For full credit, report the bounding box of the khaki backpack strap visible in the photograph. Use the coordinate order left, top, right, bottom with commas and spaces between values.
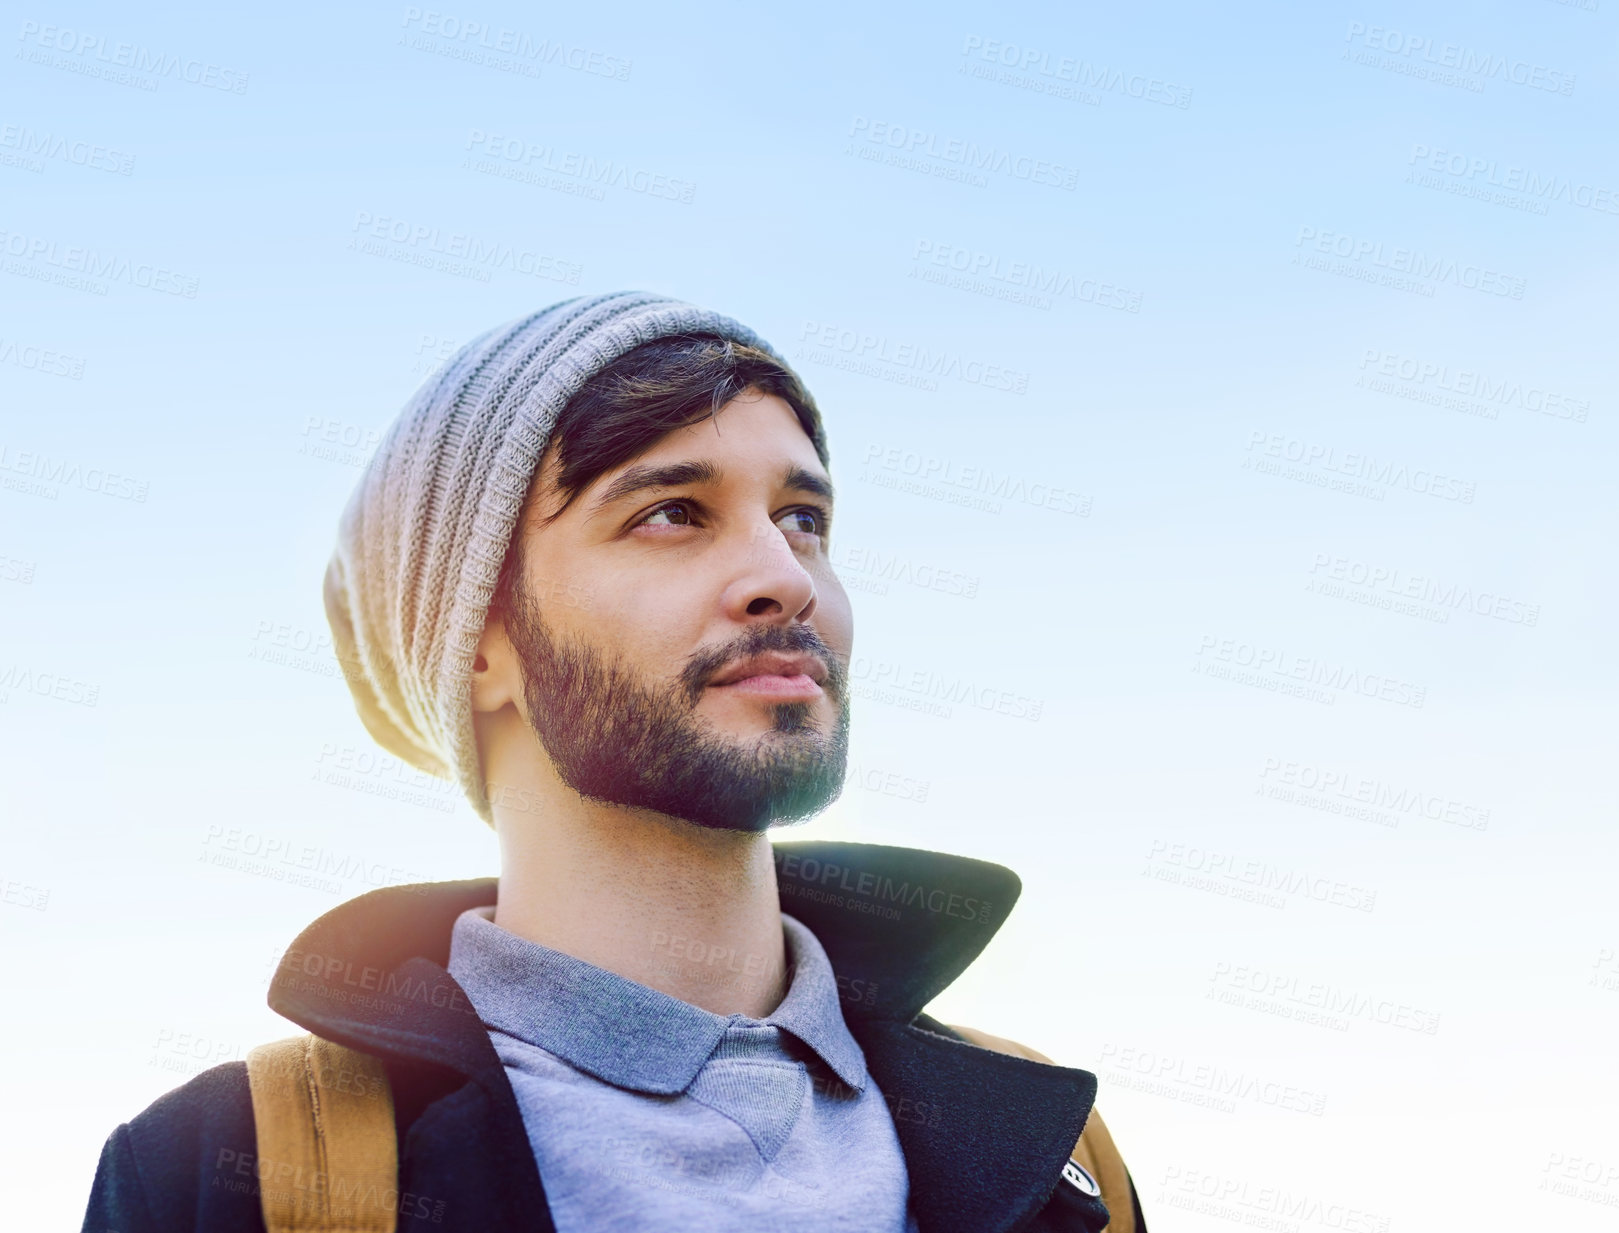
245, 1034, 399, 1233
946, 1024, 1136, 1233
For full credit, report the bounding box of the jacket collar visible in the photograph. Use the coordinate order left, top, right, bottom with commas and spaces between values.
444, 904, 868, 1094
266, 840, 1092, 1233
268, 840, 1022, 1029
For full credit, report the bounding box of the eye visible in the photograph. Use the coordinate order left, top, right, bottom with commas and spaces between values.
777, 505, 831, 538
633, 499, 831, 541
636, 499, 701, 528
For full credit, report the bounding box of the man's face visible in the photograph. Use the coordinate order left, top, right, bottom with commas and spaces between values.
494, 389, 852, 833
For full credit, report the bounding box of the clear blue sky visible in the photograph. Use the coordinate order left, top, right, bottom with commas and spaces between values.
3, 2, 1616, 1229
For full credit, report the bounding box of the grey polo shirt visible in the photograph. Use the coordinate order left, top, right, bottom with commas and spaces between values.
447, 905, 921, 1231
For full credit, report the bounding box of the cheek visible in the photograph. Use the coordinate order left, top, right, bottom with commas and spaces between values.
566, 573, 706, 662
519, 555, 604, 626
817, 578, 855, 655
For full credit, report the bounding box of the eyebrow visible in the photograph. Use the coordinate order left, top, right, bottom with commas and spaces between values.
586, 460, 836, 517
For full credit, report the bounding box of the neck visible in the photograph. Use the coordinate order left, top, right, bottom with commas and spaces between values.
489, 758, 787, 1018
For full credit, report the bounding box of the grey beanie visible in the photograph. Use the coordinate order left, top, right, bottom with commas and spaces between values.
323, 290, 790, 825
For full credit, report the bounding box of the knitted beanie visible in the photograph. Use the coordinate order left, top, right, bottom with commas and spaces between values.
323, 291, 790, 825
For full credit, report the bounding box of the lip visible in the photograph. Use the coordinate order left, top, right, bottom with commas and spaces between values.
711, 673, 825, 698
709, 666, 822, 695
709, 653, 828, 689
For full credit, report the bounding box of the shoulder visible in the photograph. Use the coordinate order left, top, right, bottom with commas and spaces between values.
82, 1062, 265, 1233
939, 1021, 1056, 1064
937, 1019, 1147, 1230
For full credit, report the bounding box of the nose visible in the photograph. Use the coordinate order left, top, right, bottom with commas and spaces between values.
719, 521, 818, 624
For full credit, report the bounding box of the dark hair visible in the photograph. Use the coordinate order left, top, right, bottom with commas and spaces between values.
490, 334, 827, 617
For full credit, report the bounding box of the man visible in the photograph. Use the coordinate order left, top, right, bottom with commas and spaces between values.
81, 291, 1146, 1232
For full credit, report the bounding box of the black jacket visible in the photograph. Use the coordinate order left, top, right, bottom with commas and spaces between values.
81, 840, 1145, 1232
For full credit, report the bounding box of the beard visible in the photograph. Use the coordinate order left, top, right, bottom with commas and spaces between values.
501, 584, 851, 834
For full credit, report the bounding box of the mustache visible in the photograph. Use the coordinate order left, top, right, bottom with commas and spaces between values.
682, 627, 843, 704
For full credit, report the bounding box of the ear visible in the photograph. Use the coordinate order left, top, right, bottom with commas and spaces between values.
470, 607, 522, 716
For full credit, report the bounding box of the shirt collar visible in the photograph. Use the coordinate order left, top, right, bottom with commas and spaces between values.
446, 908, 868, 1097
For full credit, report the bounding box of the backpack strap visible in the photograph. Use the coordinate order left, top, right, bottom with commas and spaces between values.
945, 1023, 1136, 1233
245, 1034, 399, 1233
